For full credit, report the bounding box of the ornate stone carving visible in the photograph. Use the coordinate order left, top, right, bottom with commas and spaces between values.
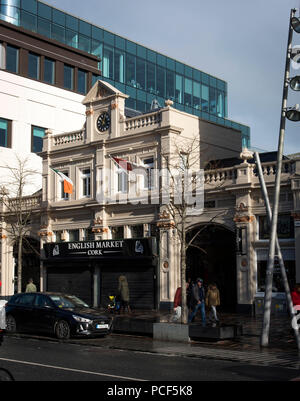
239, 147, 253, 164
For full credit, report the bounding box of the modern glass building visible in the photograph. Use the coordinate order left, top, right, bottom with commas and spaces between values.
0, 0, 250, 147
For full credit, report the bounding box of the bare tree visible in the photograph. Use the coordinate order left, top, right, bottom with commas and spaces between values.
160, 135, 226, 324
0, 154, 41, 293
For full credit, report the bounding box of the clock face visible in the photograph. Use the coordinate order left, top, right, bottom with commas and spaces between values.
97, 112, 111, 132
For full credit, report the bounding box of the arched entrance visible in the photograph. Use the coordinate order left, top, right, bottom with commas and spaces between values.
13, 237, 40, 293
186, 224, 237, 311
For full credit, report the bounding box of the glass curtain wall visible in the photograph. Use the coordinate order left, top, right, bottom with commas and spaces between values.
0, 0, 251, 147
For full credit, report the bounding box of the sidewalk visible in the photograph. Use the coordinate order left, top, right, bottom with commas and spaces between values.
67, 309, 300, 370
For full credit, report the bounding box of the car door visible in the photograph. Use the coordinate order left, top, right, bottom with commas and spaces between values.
16, 293, 36, 331
33, 294, 57, 334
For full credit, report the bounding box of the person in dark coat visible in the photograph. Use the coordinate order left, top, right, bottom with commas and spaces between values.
188, 278, 206, 325
172, 282, 189, 321
118, 275, 131, 313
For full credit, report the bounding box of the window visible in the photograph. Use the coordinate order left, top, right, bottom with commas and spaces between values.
142, 157, 154, 189
0, 118, 11, 148
64, 64, 74, 90
83, 228, 94, 241
81, 168, 91, 197
28, 52, 40, 80
184, 78, 192, 106
257, 260, 295, 293
54, 231, 63, 242
103, 46, 113, 79
175, 74, 182, 103
147, 62, 155, 94
166, 70, 175, 100
77, 69, 87, 94
117, 168, 128, 193
130, 225, 143, 238
59, 171, 69, 200
258, 214, 294, 240
111, 226, 124, 240
156, 66, 165, 98
6, 45, 19, 73
136, 58, 145, 89
114, 49, 124, 83
69, 229, 79, 242
32, 126, 45, 153
44, 58, 55, 84
201, 85, 209, 112
193, 81, 201, 110
126, 53, 136, 86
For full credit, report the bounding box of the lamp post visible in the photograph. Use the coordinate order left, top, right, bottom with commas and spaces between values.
261, 8, 298, 347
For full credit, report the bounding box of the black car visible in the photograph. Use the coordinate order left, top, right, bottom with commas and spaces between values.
5, 292, 112, 340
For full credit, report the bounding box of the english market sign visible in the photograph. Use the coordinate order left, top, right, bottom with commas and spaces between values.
43, 238, 152, 260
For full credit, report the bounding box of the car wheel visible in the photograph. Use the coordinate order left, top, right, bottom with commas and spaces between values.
55, 320, 70, 340
6, 315, 17, 333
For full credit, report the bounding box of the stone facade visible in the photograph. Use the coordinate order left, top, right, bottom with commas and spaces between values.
1, 81, 299, 312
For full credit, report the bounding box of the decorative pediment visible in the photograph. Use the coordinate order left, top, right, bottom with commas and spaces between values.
82, 80, 128, 105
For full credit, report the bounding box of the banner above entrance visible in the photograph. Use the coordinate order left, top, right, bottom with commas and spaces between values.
43, 238, 154, 260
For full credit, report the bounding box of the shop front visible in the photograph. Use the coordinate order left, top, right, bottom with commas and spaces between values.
42, 238, 157, 310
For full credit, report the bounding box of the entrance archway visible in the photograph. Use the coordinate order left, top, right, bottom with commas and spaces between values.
186, 224, 237, 311
13, 237, 40, 293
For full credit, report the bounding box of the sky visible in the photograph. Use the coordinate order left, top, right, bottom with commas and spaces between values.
47, 0, 300, 155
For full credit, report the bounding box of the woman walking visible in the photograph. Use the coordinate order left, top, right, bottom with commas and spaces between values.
118, 275, 131, 313
206, 283, 220, 324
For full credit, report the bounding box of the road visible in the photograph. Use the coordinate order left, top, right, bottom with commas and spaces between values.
0, 335, 299, 384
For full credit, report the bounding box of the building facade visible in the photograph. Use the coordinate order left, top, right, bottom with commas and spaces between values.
1, 80, 298, 313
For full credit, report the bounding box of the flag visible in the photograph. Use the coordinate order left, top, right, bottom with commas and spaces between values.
50, 167, 73, 194
109, 155, 148, 174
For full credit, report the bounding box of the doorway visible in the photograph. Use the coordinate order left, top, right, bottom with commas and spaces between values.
186, 224, 237, 311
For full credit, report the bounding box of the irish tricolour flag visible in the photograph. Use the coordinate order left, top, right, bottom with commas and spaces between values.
110, 156, 148, 174
50, 167, 73, 194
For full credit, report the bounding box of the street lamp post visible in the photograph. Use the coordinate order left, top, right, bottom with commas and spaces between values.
261, 8, 298, 348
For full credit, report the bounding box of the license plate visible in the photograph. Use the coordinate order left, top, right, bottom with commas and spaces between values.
96, 324, 109, 329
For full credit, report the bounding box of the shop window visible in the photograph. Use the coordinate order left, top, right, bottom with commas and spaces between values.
257, 260, 296, 293
31, 126, 45, 153
63, 64, 74, 90
44, 57, 55, 84
258, 214, 294, 240
6, 45, 19, 73
0, 118, 12, 148
111, 226, 124, 240
28, 52, 40, 80
81, 168, 91, 197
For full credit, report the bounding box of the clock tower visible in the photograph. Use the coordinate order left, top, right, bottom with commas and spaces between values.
82, 80, 128, 142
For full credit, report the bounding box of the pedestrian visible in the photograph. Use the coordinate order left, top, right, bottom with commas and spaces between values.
291, 283, 300, 310
172, 282, 189, 322
118, 275, 131, 313
188, 278, 206, 325
206, 283, 220, 324
25, 278, 37, 293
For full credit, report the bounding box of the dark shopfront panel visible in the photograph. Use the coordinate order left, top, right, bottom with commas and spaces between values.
47, 265, 93, 306
100, 262, 155, 310
43, 239, 157, 309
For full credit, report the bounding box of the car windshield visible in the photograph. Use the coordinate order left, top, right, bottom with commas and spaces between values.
49, 295, 89, 309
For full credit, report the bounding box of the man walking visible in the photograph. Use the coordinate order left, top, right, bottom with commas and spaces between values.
188, 278, 206, 325
25, 278, 37, 293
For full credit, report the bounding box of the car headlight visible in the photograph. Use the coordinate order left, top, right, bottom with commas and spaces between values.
72, 315, 92, 323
